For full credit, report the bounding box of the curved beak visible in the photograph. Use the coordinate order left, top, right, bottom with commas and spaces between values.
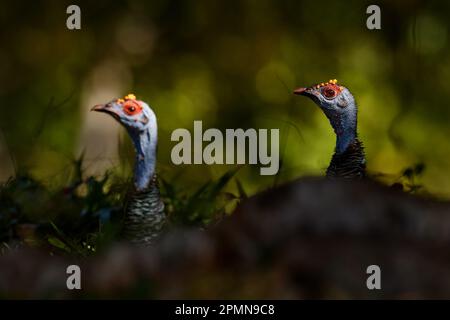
91, 104, 107, 112
293, 86, 322, 107
91, 103, 121, 121
293, 87, 308, 96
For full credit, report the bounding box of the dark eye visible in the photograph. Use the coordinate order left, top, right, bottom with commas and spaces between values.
128, 106, 135, 112
322, 88, 336, 99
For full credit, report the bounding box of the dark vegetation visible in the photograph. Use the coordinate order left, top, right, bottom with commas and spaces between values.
0, 142, 430, 258
0, 155, 241, 257
1, 164, 450, 299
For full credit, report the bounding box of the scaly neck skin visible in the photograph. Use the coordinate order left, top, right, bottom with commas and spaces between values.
324, 103, 366, 179
323, 107, 357, 155
336, 126, 356, 155
128, 124, 158, 192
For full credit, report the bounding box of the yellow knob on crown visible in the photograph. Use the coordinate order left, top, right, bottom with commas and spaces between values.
125, 93, 136, 100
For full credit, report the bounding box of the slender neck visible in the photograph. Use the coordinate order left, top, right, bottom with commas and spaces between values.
128, 124, 158, 192
336, 127, 356, 154
324, 109, 357, 154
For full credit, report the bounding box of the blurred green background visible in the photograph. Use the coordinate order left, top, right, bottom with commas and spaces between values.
0, 0, 449, 198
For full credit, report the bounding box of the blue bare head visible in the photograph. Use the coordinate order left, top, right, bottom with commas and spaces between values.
92, 94, 158, 191
294, 79, 358, 154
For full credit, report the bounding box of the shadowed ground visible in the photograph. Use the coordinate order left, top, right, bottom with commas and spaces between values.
1, 177, 450, 299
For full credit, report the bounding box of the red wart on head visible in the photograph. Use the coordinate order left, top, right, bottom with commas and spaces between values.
294, 79, 344, 99
118, 93, 143, 116
319, 79, 343, 99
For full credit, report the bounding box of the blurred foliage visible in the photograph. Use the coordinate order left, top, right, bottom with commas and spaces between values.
0, 154, 239, 255
161, 166, 241, 226
0, 0, 450, 251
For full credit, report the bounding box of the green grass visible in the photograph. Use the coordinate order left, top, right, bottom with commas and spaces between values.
0, 154, 242, 257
